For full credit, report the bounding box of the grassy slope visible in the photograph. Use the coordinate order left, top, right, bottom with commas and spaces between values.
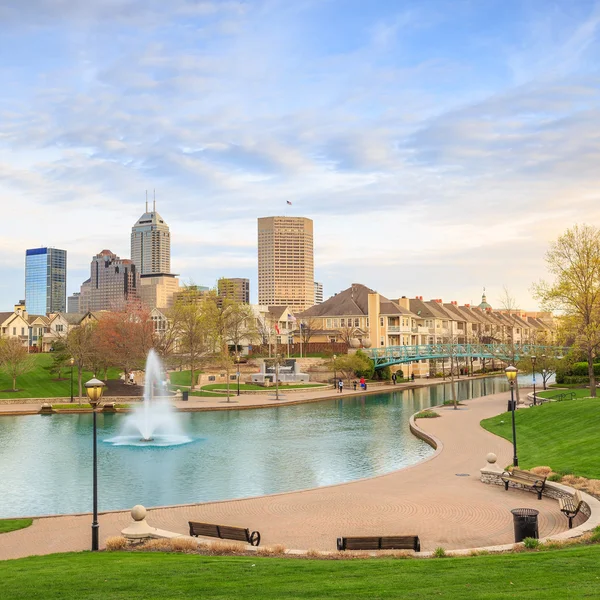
0, 354, 121, 399
481, 398, 600, 478
537, 388, 593, 400
2, 549, 600, 600
0, 518, 32, 534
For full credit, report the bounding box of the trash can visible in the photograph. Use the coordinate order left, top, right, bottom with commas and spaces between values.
511, 508, 539, 542
507, 399, 516, 412
182, 391, 189, 401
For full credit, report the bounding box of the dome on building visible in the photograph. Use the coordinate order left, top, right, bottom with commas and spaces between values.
478, 288, 492, 310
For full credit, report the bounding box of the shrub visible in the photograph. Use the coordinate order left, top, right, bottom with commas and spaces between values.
530, 466, 553, 476
256, 544, 286, 556
141, 538, 199, 554
523, 537, 540, 550
415, 410, 440, 419
373, 366, 392, 381
590, 526, 600, 543
432, 547, 447, 558
105, 536, 129, 551
548, 473, 562, 482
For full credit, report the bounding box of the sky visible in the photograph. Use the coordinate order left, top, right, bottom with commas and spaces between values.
1, 0, 599, 311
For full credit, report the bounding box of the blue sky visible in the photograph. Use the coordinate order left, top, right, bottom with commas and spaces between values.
1, 0, 599, 310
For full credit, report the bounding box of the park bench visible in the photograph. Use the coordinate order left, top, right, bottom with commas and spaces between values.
188, 521, 261, 546
558, 490, 584, 529
336, 535, 420, 552
501, 468, 547, 500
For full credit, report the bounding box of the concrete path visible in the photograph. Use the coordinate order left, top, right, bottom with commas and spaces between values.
0, 390, 580, 560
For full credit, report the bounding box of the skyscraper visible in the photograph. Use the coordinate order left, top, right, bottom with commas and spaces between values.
314, 281, 323, 305
25, 247, 67, 315
257, 216, 314, 311
131, 200, 171, 275
82, 250, 139, 311
218, 277, 250, 304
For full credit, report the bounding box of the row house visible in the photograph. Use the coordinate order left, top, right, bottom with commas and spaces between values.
0, 303, 50, 350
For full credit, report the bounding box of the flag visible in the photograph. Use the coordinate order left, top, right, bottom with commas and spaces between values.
286, 200, 292, 205
288, 314, 296, 321
275, 324, 281, 334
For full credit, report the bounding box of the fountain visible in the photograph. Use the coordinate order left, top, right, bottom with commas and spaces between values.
105, 350, 193, 447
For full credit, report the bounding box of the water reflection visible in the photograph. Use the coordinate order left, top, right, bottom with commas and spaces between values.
0, 376, 524, 518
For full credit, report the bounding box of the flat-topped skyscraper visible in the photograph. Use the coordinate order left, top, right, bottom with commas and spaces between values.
257, 216, 314, 311
131, 200, 171, 275
25, 247, 67, 315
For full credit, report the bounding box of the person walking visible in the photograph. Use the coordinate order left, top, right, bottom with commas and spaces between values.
338, 378, 344, 393
353, 380, 357, 391
411, 373, 415, 382
392, 373, 397, 385
359, 377, 366, 390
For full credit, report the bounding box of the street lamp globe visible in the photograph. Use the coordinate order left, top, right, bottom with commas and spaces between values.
505, 365, 518, 382
85, 378, 105, 407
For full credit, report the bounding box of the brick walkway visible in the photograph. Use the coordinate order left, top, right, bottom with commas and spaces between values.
0, 390, 579, 560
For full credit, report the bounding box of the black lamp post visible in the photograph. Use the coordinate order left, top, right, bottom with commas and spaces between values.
69, 357, 75, 403
333, 354, 337, 390
236, 355, 241, 396
505, 365, 519, 467
531, 355, 537, 406
85, 377, 105, 551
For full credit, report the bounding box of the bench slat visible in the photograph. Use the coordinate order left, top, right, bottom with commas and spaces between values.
189, 522, 220, 538
338, 535, 420, 552
218, 526, 250, 542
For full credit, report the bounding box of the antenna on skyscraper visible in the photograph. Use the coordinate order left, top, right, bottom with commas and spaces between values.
153, 189, 156, 212
145, 190, 148, 213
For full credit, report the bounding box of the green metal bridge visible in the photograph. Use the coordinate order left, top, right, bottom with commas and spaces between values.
364, 343, 567, 369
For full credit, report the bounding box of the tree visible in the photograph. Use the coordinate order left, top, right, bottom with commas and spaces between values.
65, 323, 97, 401
336, 319, 360, 345
332, 352, 373, 381
534, 225, 600, 397
47, 339, 71, 380
298, 317, 320, 345
168, 286, 209, 390
94, 302, 154, 379
0, 338, 35, 391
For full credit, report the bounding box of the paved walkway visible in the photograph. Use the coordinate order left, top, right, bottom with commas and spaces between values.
0, 390, 580, 560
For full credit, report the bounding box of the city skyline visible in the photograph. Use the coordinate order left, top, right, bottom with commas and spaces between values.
1, 1, 599, 310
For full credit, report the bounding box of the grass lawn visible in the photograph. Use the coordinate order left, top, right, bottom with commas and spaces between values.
0, 354, 121, 399
481, 398, 600, 478
201, 383, 326, 391
168, 370, 201, 387
537, 388, 594, 400
0, 518, 32, 534
188, 390, 231, 398
50, 404, 132, 410
2, 548, 600, 599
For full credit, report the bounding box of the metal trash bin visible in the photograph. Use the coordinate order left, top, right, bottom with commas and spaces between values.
511, 508, 539, 542
507, 399, 516, 412
182, 391, 189, 401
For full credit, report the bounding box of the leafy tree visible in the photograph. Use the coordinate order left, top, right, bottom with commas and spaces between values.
0, 338, 35, 391
65, 323, 97, 401
332, 351, 374, 381
534, 224, 600, 397
47, 339, 71, 380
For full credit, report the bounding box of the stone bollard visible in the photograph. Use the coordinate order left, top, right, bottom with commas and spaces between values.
121, 505, 156, 543
40, 403, 54, 414
480, 452, 504, 486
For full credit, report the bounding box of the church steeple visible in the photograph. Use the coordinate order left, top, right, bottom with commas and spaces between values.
478, 287, 491, 310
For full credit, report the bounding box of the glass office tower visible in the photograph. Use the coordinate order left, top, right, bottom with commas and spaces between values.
25, 248, 67, 315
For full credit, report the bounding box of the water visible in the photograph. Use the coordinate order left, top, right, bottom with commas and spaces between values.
105, 350, 191, 447
0, 376, 517, 518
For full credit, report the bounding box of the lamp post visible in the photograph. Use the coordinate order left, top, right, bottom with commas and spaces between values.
333, 354, 337, 390
69, 357, 75, 403
236, 355, 240, 396
505, 366, 518, 467
85, 377, 105, 551
531, 355, 537, 406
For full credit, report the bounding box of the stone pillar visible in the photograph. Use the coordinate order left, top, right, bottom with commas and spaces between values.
480, 452, 505, 486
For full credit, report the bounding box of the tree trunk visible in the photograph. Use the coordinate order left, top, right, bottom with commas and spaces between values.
190, 365, 196, 391
450, 353, 458, 409
588, 347, 597, 397
12, 374, 16, 390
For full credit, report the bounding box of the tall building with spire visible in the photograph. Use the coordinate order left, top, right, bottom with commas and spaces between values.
131, 198, 171, 276
131, 197, 180, 310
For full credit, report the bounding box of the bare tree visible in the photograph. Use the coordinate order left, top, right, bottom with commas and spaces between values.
298, 317, 320, 345
65, 323, 97, 401
0, 338, 35, 391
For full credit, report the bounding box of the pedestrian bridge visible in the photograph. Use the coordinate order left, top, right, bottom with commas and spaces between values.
364, 343, 567, 369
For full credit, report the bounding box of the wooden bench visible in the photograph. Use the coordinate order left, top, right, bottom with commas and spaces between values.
501, 468, 547, 500
188, 521, 261, 546
558, 490, 584, 529
336, 535, 420, 552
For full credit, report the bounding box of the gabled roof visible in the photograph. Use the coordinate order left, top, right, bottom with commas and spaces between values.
27, 315, 50, 325
0, 312, 15, 325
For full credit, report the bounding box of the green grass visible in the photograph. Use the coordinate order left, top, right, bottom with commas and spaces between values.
3, 547, 600, 599
168, 370, 201, 387
188, 391, 232, 398
0, 518, 32, 534
201, 383, 326, 391
537, 388, 593, 400
415, 410, 440, 419
481, 398, 600, 478
0, 354, 121, 399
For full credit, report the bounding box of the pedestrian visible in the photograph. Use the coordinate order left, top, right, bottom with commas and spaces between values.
392, 373, 397, 385
353, 380, 357, 391
411, 373, 415, 382
359, 376, 366, 390
338, 378, 344, 393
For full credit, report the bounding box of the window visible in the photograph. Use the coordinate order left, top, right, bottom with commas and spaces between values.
340, 318, 345, 327
56, 324, 64, 332
208, 375, 216, 381
21, 327, 25, 336
326, 318, 332, 328
380, 317, 384, 326
380, 337, 385, 346
333, 319, 339, 328
354, 318, 359, 327
366, 318, 369, 327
